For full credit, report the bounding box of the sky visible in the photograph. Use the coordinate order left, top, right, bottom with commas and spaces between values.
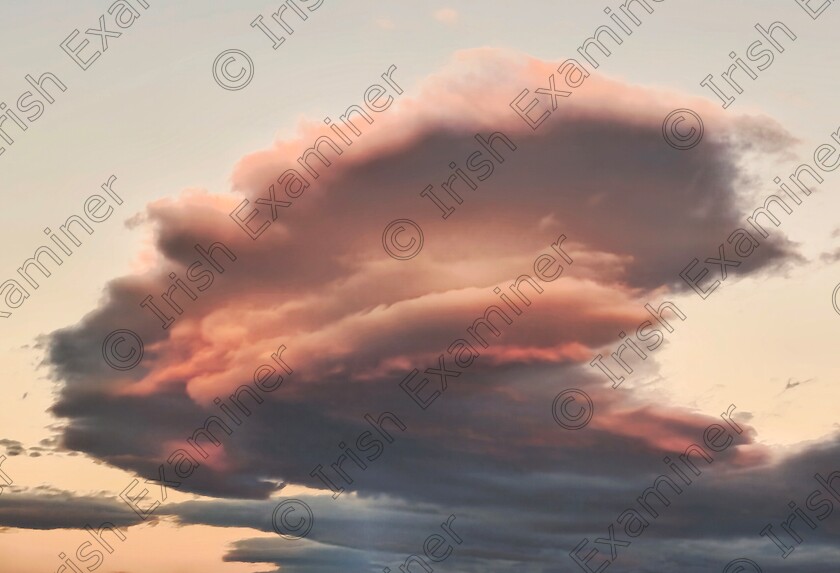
2, 1, 840, 572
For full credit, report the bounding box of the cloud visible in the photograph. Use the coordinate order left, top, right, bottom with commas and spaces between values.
0, 439, 25, 456
37, 48, 818, 571
0, 490, 146, 530
433, 8, 458, 25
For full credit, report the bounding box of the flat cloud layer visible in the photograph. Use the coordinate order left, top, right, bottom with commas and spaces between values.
35, 48, 831, 572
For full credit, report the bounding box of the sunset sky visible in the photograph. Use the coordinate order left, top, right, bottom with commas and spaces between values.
2, 1, 840, 572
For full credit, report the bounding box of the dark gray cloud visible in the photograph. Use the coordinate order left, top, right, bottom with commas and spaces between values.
0, 489, 145, 530
0, 439, 25, 456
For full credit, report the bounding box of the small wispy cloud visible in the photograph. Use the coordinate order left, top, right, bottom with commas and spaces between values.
434, 8, 458, 25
